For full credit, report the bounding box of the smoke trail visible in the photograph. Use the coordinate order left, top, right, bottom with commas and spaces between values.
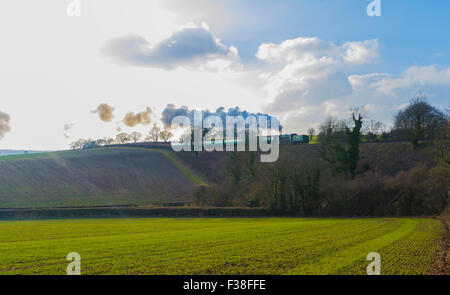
123, 107, 152, 127
63, 123, 74, 139
92, 103, 115, 122
161, 104, 281, 129
0, 111, 11, 140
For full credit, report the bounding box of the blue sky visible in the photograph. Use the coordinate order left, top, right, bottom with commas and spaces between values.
220, 0, 450, 73
0, 0, 448, 149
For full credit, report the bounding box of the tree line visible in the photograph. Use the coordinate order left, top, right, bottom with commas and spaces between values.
70, 123, 173, 150
192, 96, 449, 216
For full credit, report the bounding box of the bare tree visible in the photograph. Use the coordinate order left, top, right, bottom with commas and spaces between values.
435, 104, 450, 166
70, 142, 78, 150
130, 131, 142, 143
318, 116, 346, 144
95, 139, 107, 146
70, 138, 88, 150
159, 128, 173, 142
307, 128, 315, 140
363, 120, 386, 141
364, 120, 386, 135
394, 96, 447, 148
104, 137, 115, 145
147, 123, 161, 142
318, 108, 365, 178
115, 132, 130, 144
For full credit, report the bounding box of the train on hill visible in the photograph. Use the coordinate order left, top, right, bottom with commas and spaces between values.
279, 134, 310, 144
209, 134, 310, 145
85, 133, 310, 151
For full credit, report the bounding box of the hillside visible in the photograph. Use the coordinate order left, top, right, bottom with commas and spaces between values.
0, 150, 50, 156
175, 141, 442, 183
0, 142, 443, 209
0, 148, 199, 208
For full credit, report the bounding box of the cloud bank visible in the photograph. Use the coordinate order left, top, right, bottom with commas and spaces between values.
350, 65, 450, 96
102, 23, 239, 70
102, 24, 449, 134
253, 37, 450, 132
254, 37, 378, 128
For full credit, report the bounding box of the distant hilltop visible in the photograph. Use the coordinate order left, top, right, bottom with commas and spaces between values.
0, 150, 52, 156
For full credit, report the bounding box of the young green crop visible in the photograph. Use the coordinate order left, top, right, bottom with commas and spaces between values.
0, 218, 442, 275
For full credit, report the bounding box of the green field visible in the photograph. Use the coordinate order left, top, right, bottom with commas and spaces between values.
0, 217, 443, 275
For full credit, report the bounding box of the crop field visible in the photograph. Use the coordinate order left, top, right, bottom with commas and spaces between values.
0, 217, 443, 275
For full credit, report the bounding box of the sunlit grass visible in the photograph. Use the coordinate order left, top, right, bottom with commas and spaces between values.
0, 217, 442, 275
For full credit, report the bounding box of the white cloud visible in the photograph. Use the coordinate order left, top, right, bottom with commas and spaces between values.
256, 37, 341, 64
102, 22, 240, 71
342, 39, 379, 64
347, 73, 390, 89
159, 0, 237, 35
396, 103, 409, 111
368, 65, 450, 95
346, 65, 450, 123
252, 37, 449, 133
256, 37, 378, 65
253, 37, 379, 132
1, 0, 447, 149
348, 65, 450, 103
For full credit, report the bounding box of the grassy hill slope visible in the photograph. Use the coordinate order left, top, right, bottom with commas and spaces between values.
0, 142, 442, 209
0, 148, 199, 208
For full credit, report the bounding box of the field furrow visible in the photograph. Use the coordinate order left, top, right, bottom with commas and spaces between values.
0, 218, 442, 275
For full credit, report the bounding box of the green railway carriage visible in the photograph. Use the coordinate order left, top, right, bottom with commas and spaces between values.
279, 134, 310, 144
291, 135, 309, 144
280, 134, 293, 144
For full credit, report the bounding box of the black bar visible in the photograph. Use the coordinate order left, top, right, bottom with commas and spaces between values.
1, 275, 448, 294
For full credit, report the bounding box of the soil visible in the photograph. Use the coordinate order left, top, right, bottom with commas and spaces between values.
429, 208, 449, 275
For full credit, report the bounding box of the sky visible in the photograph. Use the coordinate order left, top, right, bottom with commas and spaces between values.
0, 0, 449, 150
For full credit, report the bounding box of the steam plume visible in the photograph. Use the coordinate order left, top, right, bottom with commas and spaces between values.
0, 111, 11, 140
161, 104, 281, 129
92, 103, 115, 122
123, 107, 152, 127
63, 123, 74, 139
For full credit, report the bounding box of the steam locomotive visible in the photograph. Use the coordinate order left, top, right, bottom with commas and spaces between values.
279, 134, 310, 144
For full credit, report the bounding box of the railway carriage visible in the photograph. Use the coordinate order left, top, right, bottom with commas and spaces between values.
279, 134, 309, 144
